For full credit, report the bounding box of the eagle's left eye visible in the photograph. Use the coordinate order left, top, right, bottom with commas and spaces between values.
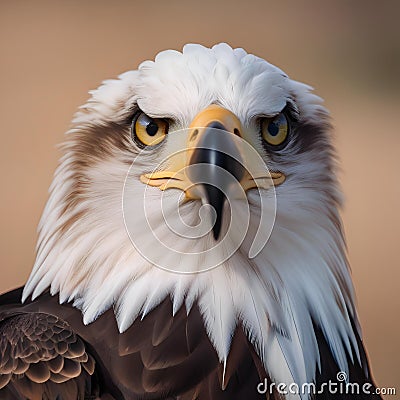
260, 113, 289, 148
131, 112, 169, 148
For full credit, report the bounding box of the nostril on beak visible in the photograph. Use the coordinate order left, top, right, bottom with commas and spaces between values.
233, 128, 241, 136
190, 129, 199, 142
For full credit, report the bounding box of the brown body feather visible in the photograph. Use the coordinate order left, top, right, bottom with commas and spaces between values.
0, 287, 380, 399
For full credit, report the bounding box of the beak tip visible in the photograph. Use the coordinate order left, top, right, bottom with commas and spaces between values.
212, 221, 222, 240
203, 184, 225, 241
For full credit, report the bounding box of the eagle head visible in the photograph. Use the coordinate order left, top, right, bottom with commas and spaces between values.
23, 43, 359, 386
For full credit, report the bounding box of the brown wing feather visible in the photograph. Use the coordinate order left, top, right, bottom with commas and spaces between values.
0, 311, 96, 400
1, 288, 276, 399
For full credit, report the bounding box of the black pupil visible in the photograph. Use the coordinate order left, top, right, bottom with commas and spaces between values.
146, 120, 159, 136
268, 121, 279, 136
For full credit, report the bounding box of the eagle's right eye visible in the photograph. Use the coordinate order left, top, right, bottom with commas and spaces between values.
131, 112, 169, 148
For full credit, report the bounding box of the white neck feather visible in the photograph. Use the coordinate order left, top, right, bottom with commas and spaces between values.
23, 157, 358, 390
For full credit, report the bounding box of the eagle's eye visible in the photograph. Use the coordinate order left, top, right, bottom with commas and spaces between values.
131, 111, 169, 147
260, 112, 289, 148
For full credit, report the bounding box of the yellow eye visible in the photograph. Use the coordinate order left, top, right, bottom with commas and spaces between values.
261, 113, 289, 147
131, 112, 168, 147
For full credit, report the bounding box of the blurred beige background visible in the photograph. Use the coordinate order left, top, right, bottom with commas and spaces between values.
1, 0, 399, 393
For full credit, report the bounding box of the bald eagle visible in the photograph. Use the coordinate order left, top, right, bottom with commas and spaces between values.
0, 43, 382, 399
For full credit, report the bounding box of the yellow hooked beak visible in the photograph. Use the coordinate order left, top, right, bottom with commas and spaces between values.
140, 105, 285, 238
